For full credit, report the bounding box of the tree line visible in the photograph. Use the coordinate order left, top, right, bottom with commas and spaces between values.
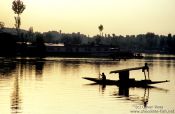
1, 28, 175, 55
43, 31, 175, 54
0, 0, 175, 56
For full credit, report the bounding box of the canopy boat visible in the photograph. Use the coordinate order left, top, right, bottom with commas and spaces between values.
83, 63, 169, 87
82, 77, 169, 87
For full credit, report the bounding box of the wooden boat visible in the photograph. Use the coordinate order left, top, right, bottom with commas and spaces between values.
82, 77, 169, 87
83, 63, 169, 87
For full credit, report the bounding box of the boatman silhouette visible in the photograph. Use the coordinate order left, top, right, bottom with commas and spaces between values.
101, 72, 106, 81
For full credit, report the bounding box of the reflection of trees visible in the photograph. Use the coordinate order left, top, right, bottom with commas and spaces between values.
18, 58, 45, 79
0, 58, 46, 114
11, 75, 21, 114
59, 60, 80, 74
58, 59, 118, 77
0, 59, 16, 76
11, 64, 22, 114
0, 59, 20, 113
58, 59, 114, 76
35, 61, 45, 78
9, 58, 45, 113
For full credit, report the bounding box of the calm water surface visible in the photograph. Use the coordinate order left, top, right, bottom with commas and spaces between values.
0, 55, 175, 114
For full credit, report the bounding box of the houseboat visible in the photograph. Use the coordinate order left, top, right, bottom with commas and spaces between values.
45, 43, 143, 59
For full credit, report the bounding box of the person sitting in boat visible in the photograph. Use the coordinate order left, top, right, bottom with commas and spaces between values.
101, 73, 106, 81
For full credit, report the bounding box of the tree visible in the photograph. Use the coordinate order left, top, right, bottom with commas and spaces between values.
98, 24, 104, 37
35, 33, 46, 56
94, 35, 101, 45
0, 33, 16, 56
12, 0, 26, 35
0, 22, 5, 31
28, 26, 34, 42
29, 26, 33, 34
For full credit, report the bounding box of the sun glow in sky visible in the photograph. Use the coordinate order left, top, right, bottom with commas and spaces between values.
1, 0, 175, 36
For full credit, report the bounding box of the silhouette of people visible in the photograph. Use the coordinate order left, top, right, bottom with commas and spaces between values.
101, 72, 106, 81
142, 63, 150, 80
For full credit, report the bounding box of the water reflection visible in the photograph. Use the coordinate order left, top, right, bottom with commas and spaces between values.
17, 58, 45, 79
0, 58, 46, 114
35, 61, 45, 79
59, 60, 81, 75
0, 57, 174, 114
11, 75, 22, 114
0, 58, 16, 76
118, 86, 129, 97
96, 84, 169, 108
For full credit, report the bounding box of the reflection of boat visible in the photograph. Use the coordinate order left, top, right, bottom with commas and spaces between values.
84, 81, 168, 107
114, 87, 150, 107
83, 63, 169, 87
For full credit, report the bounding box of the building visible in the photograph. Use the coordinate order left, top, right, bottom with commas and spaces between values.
45, 43, 119, 57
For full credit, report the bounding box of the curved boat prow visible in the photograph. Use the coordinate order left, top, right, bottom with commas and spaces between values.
82, 77, 118, 85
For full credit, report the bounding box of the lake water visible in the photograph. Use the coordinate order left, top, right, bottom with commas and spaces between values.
0, 55, 175, 114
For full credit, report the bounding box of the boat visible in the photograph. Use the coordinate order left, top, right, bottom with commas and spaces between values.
82, 77, 169, 87
83, 63, 169, 87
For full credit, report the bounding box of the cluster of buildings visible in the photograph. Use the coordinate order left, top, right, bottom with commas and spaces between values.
45, 43, 119, 57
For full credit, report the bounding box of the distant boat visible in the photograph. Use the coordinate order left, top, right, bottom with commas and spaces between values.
83, 63, 169, 87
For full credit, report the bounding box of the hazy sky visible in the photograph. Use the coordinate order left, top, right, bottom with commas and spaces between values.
0, 0, 175, 36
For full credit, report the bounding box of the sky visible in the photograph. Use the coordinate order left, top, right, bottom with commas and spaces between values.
0, 0, 175, 36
